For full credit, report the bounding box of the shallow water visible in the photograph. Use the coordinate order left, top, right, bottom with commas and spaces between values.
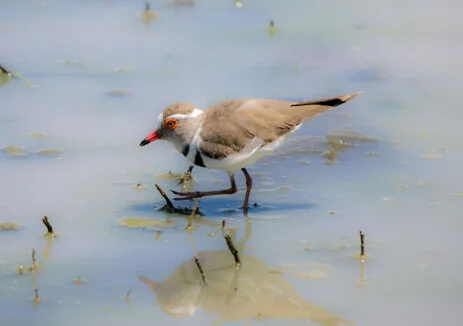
1, 0, 462, 325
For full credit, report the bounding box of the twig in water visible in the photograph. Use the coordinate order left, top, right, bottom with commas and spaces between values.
186, 200, 199, 230
155, 184, 175, 209
42, 216, 54, 234
359, 230, 365, 258
194, 256, 207, 286
224, 234, 241, 267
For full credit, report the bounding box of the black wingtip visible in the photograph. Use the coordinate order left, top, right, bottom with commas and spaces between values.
290, 91, 363, 108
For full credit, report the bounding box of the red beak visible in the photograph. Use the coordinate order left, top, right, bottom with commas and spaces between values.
139, 130, 159, 147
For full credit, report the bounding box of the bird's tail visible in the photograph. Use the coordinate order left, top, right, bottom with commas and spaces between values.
290, 91, 363, 108
288, 91, 363, 122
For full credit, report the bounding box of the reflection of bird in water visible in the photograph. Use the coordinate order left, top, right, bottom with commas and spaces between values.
139, 250, 351, 325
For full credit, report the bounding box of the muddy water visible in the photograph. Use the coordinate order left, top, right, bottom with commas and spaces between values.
1, 0, 462, 325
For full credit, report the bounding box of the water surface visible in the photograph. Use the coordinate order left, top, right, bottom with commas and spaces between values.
1, 1, 462, 325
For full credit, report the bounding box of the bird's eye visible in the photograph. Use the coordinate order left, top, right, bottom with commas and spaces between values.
164, 118, 178, 130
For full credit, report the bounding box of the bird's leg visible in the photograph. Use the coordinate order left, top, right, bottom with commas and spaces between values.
171, 173, 237, 201
241, 168, 253, 215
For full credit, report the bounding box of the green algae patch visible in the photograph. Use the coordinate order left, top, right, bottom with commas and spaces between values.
0, 221, 20, 230
106, 89, 132, 97
118, 217, 175, 229
3, 146, 25, 157
34, 148, 63, 156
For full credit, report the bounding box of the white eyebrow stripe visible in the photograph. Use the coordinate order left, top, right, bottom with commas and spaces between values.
157, 113, 164, 128
165, 108, 203, 120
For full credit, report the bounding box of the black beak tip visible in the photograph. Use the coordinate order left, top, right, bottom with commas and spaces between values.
139, 139, 149, 147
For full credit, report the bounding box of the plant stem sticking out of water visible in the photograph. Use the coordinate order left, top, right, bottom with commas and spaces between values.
155, 184, 175, 209
141, 2, 158, 27
34, 288, 41, 308
224, 234, 241, 267
42, 216, 54, 235
359, 230, 366, 261
194, 256, 207, 286
155, 183, 202, 215
268, 19, 277, 38
124, 287, 133, 301
30, 248, 38, 272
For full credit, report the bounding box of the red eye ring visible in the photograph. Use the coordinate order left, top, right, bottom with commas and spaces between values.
164, 118, 178, 130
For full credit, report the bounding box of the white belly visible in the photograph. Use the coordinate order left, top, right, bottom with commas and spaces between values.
200, 133, 292, 173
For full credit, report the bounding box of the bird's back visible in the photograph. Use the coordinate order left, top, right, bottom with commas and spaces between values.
197, 93, 360, 160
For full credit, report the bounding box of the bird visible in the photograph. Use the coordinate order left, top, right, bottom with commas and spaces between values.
139, 91, 362, 215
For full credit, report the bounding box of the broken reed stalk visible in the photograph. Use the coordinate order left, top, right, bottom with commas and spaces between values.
155, 184, 174, 209
359, 230, 365, 258
186, 200, 199, 230
224, 234, 241, 267
41, 216, 54, 234
194, 256, 207, 286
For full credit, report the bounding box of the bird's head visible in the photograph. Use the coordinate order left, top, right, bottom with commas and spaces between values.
139, 103, 203, 149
